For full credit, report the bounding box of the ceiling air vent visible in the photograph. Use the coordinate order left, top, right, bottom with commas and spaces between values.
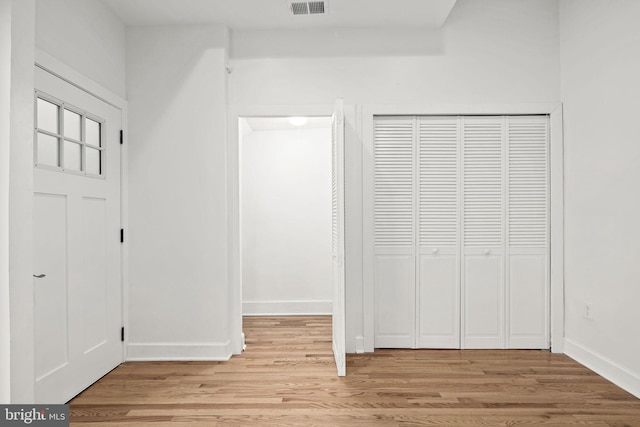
290, 1, 326, 15
308, 1, 325, 14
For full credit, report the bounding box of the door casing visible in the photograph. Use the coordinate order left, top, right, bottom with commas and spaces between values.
228, 104, 337, 356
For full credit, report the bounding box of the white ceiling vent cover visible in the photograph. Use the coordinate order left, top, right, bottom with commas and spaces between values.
290, 1, 326, 15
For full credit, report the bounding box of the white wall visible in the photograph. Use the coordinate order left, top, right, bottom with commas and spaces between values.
8, 0, 35, 403
0, 0, 12, 403
230, 0, 560, 106
35, 0, 126, 99
229, 0, 560, 352
560, 0, 640, 397
241, 125, 332, 315
127, 25, 232, 360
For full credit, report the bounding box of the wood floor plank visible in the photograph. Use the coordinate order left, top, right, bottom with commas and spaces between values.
70, 316, 640, 426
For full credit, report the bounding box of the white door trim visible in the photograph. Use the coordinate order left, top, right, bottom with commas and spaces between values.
362, 103, 564, 353
35, 50, 127, 108
331, 99, 346, 376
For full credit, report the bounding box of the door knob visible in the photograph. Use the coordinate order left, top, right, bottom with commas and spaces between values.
33, 274, 46, 278
483, 249, 491, 255
432, 248, 439, 254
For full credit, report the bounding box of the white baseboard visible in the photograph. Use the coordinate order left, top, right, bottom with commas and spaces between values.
127, 341, 232, 361
564, 338, 640, 399
355, 336, 365, 354
243, 300, 332, 316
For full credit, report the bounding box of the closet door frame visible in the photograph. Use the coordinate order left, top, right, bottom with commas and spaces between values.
362, 104, 564, 354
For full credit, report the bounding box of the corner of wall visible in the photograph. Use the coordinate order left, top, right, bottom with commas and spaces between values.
559, 0, 640, 400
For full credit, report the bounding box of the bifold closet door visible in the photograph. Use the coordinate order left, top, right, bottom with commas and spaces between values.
373, 117, 416, 348
461, 117, 505, 349
460, 116, 549, 349
417, 117, 460, 348
372, 115, 549, 350
506, 116, 549, 349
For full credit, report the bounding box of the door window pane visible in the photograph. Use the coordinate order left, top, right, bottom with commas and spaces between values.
34, 96, 106, 177
37, 98, 59, 134
86, 148, 101, 175
64, 109, 81, 141
86, 119, 101, 147
64, 140, 82, 171
37, 133, 60, 167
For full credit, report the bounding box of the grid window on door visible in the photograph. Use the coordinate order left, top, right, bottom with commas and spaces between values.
34, 94, 105, 177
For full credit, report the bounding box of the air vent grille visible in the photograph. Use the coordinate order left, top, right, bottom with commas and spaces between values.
308, 1, 325, 14
290, 1, 326, 15
291, 2, 308, 15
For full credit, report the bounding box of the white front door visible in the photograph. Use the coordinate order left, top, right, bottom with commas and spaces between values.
33, 66, 123, 403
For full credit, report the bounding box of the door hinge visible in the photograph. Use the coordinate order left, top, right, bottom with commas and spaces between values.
121, 327, 125, 342
120, 130, 124, 145
120, 228, 124, 243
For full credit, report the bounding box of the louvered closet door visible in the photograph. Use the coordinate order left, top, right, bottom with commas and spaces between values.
417, 117, 460, 348
373, 117, 416, 348
462, 117, 504, 349
371, 114, 549, 351
506, 116, 549, 349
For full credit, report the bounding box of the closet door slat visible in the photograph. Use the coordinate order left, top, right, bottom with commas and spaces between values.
463, 117, 503, 247
508, 117, 548, 248
374, 118, 415, 248
418, 117, 459, 247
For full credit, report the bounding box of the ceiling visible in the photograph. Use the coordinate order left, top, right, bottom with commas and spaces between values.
243, 117, 332, 132
101, 0, 457, 30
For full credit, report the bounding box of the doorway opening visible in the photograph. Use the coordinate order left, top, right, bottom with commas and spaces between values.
238, 116, 333, 317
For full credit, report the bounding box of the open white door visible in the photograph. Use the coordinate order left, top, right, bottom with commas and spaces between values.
331, 99, 346, 376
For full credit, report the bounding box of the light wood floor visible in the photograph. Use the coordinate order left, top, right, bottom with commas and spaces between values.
70, 316, 640, 426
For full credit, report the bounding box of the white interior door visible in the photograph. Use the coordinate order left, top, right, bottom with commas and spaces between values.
461, 117, 505, 348
33, 66, 123, 403
506, 116, 549, 349
417, 117, 460, 348
373, 117, 416, 348
331, 99, 346, 376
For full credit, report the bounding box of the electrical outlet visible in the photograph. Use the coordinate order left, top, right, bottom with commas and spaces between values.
584, 302, 594, 320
